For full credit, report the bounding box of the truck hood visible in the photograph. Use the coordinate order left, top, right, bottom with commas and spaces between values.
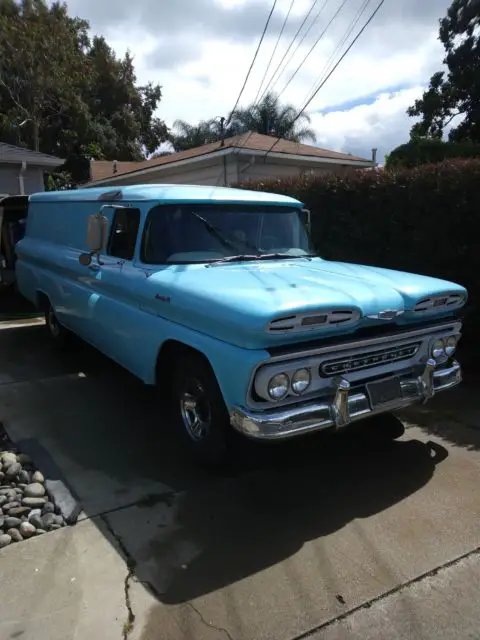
145, 258, 467, 349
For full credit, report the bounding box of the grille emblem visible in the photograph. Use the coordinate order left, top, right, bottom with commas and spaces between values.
321, 342, 420, 377
366, 309, 404, 321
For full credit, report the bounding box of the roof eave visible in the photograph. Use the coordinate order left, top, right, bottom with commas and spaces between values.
0, 156, 63, 168
85, 145, 372, 187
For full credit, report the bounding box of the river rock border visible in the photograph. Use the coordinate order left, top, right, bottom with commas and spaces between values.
0, 448, 67, 548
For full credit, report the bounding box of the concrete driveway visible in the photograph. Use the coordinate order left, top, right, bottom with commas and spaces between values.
0, 319, 479, 640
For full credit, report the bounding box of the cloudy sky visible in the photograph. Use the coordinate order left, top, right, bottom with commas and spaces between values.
61, 0, 451, 162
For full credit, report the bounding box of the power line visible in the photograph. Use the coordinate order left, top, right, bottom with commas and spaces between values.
299, 0, 372, 106
256, 0, 320, 105
268, 0, 333, 99
277, 0, 350, 100
225, 0, 279, 127
263, 0, 386, 158
254, 0, 296, 105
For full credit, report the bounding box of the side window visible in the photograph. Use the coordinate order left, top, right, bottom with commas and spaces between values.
108, 208, 140, 260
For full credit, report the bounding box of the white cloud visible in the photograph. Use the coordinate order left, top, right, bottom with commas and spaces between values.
310, 86, 426, 162
62, 0, 450, 159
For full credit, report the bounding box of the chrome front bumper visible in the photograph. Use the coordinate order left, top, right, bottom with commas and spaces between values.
230, 359, 461, 440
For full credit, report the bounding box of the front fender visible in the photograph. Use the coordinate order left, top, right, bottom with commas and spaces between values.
145, 316, 269, 411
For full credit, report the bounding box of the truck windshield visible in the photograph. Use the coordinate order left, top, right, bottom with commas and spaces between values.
141, 203, 315, 264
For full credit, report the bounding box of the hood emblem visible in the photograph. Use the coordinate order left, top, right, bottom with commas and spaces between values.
367, 309, 404, 321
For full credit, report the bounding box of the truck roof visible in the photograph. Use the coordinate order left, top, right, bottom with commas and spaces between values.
29, 184, 303, 207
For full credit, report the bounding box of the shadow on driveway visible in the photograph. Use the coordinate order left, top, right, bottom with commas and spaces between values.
0, 322, 450, 604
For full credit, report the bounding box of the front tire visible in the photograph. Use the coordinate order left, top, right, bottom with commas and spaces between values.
44, 301, 71, 348
171, 352, 231, 466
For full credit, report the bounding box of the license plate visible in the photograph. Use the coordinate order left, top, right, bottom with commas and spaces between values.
367, 377, 402, 407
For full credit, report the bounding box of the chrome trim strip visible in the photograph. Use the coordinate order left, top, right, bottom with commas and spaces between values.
231, 360, 461, 441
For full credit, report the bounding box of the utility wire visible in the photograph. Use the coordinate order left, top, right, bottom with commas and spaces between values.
299, 0, 372, 106
225, 0, 279, 127
269, 0, 333, 99
256, 0, 320, 105
277, 0, 350, 99
263, 0, 386, 158
254, 0, 296, 105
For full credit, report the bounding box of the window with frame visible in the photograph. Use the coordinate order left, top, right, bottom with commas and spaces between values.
107, 207, 140, 260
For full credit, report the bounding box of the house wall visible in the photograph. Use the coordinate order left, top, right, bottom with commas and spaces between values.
89, 155, 367, 188
0, 164, 45, 195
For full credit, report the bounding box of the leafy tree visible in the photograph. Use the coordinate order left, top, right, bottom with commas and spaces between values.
170, 92, 316, 151
0, 0, 169, 184
386, 138, 480, 169
407, 0, 480, 141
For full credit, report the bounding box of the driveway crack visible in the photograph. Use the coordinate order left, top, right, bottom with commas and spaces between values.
100, 515, 136, 639
186, 601, 236, 640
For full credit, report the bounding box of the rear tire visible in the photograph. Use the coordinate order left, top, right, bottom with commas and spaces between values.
171, 352, 231, 466
44, 300, 71, 349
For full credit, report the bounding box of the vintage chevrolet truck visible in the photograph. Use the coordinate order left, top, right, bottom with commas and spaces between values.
15, 185, 467, 463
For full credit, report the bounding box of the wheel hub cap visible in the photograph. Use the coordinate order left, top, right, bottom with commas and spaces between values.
180, 379, 211, 441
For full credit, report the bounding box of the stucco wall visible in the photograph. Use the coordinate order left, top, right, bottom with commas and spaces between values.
88, 155, 367, 188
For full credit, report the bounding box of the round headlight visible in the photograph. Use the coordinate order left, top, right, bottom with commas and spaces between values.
267, 373, 289, 400
291, 368, 311, 394
445, 335, 457, 357
432, 338, 445, 360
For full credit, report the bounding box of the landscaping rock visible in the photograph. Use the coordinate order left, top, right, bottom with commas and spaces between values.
42, 513, 56, 529
24, 483, 45, 498
42, 502, 55, 514
32, 471, 45, 484
0, 434, 73, 545
18, 469, 31, 484
0, 534, 11, 548
7, 506, 30, 518
7, 528, 23, 542
4, 517, 22, 529
19, 522, 36, 538
22, 497, 47, 508
29, 514, 44, 529
5, 462, 21, 479
0, 452, 17, 467
3, 502, 21, 511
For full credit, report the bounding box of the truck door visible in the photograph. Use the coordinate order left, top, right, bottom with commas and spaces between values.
79, 206, 141, 362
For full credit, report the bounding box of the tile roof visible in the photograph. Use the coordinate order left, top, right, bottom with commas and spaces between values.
0, 142, 63, 166
88, 132, 373, 183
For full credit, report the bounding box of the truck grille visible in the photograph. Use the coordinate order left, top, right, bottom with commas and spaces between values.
320, 342, 421, 377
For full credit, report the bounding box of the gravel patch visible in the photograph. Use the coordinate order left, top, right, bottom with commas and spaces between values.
0, 429, 67, 549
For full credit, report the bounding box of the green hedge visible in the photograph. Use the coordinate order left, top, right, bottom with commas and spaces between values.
235, 159, 480, 366
386, 139, 480, 169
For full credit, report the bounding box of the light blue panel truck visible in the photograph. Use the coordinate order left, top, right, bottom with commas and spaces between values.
15, 184, 467, 464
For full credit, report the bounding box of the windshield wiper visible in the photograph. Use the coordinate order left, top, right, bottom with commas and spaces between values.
207, 252, 315, 264
189, 211, 260, 254
254, 252, 314, 261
